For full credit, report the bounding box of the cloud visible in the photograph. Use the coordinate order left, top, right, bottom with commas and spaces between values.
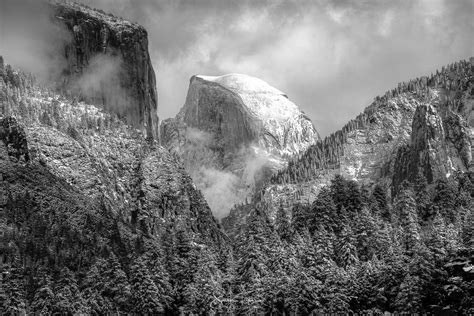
71, 54, 135, 120
0, 0, 71, 83
185, 127, 212, 145
180, 127, 276, 218
194, 167, 242, 220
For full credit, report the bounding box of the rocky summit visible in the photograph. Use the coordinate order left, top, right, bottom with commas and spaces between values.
161, 73, 319, 215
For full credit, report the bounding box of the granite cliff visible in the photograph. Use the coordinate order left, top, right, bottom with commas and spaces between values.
50, 1, 159, 140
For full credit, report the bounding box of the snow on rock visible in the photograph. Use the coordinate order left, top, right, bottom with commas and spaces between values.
161, 73, 320, 218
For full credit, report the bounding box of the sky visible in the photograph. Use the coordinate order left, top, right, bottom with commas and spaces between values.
2, 0, 473, 137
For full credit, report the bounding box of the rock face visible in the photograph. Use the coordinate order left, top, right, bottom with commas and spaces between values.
51, 2, 159, 140
161, 74, 319, 216
391, 102, 471, 193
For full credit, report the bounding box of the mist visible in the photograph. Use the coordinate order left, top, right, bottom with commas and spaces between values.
194, 167, 242, 220
0, 0, 71, 83
182, 127, 276, 219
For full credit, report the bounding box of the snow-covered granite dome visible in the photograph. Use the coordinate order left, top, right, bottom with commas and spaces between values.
185, 73, 320, 157
161, 73, 320, 217
196, 74, 301, 122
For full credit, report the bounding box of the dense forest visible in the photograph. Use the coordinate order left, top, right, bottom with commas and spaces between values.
2, 171, 472, 314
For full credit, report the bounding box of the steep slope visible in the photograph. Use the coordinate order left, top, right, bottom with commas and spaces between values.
50, 1, 159, 140
161, 74, 319, 216
0, 56, 225, 244
223, 58, 473, 231
0, 42, 226, 315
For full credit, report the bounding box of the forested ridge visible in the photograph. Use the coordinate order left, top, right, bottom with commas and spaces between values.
271, 59, 473, 185
2, 171, 473, 314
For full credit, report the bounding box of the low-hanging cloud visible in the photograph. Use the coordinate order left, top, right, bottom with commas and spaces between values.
194, 167, 242, 220
72, 54, 133, 120
181, 127, 277, 219
0, 1, 137, 124
0, 0, 71, 83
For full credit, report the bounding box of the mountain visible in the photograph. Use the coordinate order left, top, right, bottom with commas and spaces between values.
223, 58, 473, 233
161, 73, 319, 216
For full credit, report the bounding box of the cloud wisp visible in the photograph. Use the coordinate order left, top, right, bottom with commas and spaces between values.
0, 0, 71, 83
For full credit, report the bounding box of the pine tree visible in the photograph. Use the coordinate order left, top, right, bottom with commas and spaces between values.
312, 226, 335, 265
52, 267, 88, 314
372, 221, 393, 258
235, 210, 270, 314
395, 182, 421, 252
183, 248, 225, 315
309, 187, 338, 233
105, 253, 132, 311
345, 180, 363, 215
168, 227, 199, 308
353, 207, 377, 261
394, 274, 423, 313
372, 184, 390, 221
318, 262, 352, 313
330, 174, 348, 211
348, 259, 386, 313
31, 268, 55, 314
2, 256, 26, 314
336, 225, 358, 269
220, 250, 238, 315
460, 207, 473, 249
236, 211, 268, 283
414, 172, 432, 221
407, 242, 449, 311
433, 178, 458, 223
145, 251, 172, 312
286, 268, 322, 314
129, 256, 164, 314
291, 203, 310, 233
82, 259, 110, 313
360, 183, 372, 207
275, 205, 292, 243
426, 214, 448, 262
293, 229, 316, 271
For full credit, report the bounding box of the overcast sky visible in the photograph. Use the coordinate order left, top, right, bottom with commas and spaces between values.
5, 0, 474, 136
